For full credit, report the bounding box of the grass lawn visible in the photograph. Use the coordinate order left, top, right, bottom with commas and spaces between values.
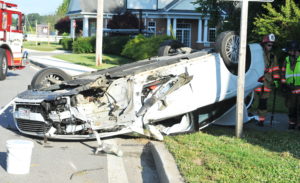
165, 126, 300, 183
23, 41, 62, 51
53, 53, 132, 70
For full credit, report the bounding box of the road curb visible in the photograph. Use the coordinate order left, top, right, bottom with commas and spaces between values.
149, 141, 184, 183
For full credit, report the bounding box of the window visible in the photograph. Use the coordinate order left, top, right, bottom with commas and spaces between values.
147, 21, 156, 35
208, 28, 216, 42
11, 14, 21, 31
176, 23, 191, 47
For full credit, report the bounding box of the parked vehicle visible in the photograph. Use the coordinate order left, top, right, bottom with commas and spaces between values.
12, 32, 264, 141
0, 1, 28, 81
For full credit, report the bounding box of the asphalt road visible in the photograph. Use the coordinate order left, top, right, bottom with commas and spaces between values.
0, 65, 38, 107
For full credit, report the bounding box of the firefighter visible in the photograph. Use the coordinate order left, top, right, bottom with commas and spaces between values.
281, 40, 300, 129
254, 34, 280, 126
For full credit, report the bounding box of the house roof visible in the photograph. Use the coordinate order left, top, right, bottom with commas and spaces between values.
68, 0, 126, 14
68, 0, 197, 15
164, 0, 180, 10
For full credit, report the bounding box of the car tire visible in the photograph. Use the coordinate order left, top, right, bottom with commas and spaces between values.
157, 40, 184, 56
158, 45, 172, 56
215, 31, 251, 74
31, 67, 72, 89
215, 31, 240, 67
0, 48, 8, 81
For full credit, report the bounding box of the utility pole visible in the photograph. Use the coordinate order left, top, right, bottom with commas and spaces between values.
222, 0, 273, 138
96, 0, 104, 66
235, 0, 249, 138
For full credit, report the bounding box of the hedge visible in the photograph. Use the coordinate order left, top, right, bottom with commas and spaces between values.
121, 34, 172, 60
103, 36, 131, 55
61, 38, 73, 51
67, 36, 131, 54
72, 37, 96, 53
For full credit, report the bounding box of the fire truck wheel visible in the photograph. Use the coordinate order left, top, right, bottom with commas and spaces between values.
31, 67, 72, 89
0, 48, 8, 81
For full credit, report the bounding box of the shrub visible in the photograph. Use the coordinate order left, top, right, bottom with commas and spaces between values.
61, 38, 73, 50
107, 11, 142, 29
55, 17, 70, 35
72, 37, 96, 53
121, 34, 172, 60
103, 36, 131, 55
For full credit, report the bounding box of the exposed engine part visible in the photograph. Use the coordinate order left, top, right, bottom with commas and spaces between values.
49, 111, 72, 122
137, 73, 193, 117
66, 124, 87, 133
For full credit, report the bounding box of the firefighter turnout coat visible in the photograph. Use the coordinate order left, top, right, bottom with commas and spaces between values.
255, 51, 280, 98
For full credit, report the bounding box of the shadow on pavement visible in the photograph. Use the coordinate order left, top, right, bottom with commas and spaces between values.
6, 72, 19, 77
141, 144, 159, 183
0, 152, 6, 171
0, 106, 18, 131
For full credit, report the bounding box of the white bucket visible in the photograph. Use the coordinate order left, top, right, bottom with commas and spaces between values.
6, 139, 34, 174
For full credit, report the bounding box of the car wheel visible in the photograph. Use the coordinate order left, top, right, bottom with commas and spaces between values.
0, 48, 8, 81
215, 31, 251, 74
31, 67, 72, 89
216, 31, 240, 66
158, 45, 172, 56
157, 40, 184, 56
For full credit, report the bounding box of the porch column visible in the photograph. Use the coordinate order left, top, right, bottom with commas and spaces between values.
167, 18, 171, 36
197, 18, 203, 43
70, 19, 76, 39
173, 18, 177, 38
83, 17, 89, 37
203, 19, 208, 42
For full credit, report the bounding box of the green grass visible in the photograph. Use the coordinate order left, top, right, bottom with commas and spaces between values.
53, 53, 132, 70
23, 41, 62, 51
165, 126, 300, 183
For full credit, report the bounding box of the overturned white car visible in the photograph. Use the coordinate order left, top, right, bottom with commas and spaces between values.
13, 32, 264, 140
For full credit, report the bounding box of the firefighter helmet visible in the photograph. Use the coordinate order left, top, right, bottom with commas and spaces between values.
262, 34, 276, 43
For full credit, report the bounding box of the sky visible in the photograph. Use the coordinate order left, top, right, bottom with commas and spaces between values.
8, 0, 64, 15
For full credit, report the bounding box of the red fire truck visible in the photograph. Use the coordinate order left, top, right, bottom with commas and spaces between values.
0, 1, 28, 81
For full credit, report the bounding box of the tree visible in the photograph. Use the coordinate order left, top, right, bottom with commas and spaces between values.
193, 0, 242, 32
56, 0, 71, 18
107, 11, 142, 35
54, 17, 82, 35
253, 0, 300, 47
192, 1, 283, 37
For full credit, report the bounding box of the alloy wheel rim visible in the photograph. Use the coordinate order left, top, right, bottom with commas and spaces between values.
225, 35, 240, 64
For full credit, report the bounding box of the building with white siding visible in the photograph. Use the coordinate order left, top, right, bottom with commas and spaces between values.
67, 0, 216, 49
